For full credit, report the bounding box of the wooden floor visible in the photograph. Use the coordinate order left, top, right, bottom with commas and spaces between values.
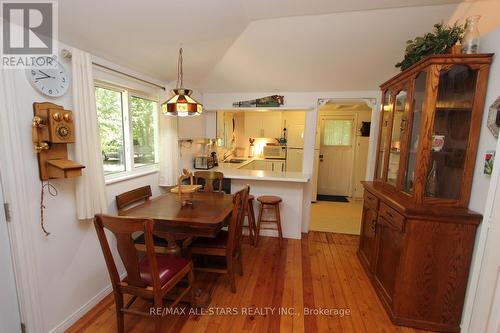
67, 232, 430, 333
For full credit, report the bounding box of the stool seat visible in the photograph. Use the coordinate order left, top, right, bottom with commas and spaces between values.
257, 195, 282, 205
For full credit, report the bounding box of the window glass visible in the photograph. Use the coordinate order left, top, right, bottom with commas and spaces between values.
131, 96, 158, 167
323, 119, 353, 146
95, 86, 125, 175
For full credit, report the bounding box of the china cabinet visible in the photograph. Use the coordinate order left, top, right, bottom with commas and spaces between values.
358, 54, 493, 332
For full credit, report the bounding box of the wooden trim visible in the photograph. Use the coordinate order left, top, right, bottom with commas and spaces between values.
0, 71, 45, 332
380, 53, 493, 89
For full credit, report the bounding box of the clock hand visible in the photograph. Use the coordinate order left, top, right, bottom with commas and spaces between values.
35, 76, 51, 80
38, 70, 54, 79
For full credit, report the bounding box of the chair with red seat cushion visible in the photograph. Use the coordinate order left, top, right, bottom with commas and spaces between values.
94, 214, 195, 333
189, 185, 249, 293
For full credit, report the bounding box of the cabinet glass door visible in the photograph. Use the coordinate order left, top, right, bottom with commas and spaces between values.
403, 72, 427, 194
376, 91, 391, 180
424, 65, 477, 200
387, 90, 407, 186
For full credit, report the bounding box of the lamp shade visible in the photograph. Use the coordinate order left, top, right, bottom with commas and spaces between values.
161, 88, 202, 117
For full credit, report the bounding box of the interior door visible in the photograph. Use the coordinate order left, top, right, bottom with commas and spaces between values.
318, 116, 355, 196
0, 174, 22, 333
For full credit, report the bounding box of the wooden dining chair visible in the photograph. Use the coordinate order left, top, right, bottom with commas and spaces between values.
94, 214, 195, 333
194, 171, 224, 193
188, 185, 249, 293
116, 185, 152, 213
116, 186, 170, 253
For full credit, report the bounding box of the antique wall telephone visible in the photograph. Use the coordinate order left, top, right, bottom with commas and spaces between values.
32, 102, 85, 180
32, 102, 85, 235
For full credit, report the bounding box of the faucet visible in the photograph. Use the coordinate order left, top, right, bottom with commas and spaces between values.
223, 150, 234, 161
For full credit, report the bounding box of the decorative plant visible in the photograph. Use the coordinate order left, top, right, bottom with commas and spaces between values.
396, 22, 465, 71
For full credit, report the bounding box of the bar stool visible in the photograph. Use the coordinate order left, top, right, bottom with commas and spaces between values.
244, 195, 258, 246
255, 195, 283, 247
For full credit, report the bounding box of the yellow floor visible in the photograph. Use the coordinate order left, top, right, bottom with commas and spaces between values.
309, 198, 363, 235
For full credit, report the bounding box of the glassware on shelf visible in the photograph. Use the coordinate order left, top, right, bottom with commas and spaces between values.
425, 160, 438, 197
461, 15, 481, 54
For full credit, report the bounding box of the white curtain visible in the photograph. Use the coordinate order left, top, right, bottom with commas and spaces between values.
158, 114, 180, 186
71, 48, 108, 220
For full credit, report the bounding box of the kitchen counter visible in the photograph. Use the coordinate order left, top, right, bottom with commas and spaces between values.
209, 158, 311, 183
188, 157, 311, 240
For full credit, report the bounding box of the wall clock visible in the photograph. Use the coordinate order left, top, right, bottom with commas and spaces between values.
26, 57, 70, 97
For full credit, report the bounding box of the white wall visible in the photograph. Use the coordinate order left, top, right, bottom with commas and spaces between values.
462, 27, 500, 332
2, 43, 168, 332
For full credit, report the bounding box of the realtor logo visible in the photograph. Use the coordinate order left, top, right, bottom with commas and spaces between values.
1, 1, 58, 68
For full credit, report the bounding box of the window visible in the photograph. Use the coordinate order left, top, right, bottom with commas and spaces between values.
95, 83, 159, 177
322, 119, 353, 146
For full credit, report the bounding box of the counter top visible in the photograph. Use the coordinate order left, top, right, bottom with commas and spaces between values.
191, 158, 311, 183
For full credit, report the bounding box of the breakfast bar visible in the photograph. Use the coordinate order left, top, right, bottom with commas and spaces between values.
189, 158, 311, 239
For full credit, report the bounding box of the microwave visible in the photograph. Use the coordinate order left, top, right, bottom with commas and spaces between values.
194, 156, 214, 169
262, 145, 286, 159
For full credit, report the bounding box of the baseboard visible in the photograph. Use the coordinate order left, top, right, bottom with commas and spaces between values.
48, 273, 125, 333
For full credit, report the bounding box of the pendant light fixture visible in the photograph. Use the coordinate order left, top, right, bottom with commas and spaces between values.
161, 48, 203, 117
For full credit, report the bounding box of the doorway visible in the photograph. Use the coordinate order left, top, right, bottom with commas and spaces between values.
318, 115, 356, 196
310, 100, 373, 235
0, 173, 22, 333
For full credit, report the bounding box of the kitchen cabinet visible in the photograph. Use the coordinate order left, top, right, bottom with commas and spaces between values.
358, 54, 493, 332
244, 159, 286, 172
244, 112, 282, 138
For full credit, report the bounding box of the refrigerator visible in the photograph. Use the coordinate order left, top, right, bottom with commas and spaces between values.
286, 123, 304, 172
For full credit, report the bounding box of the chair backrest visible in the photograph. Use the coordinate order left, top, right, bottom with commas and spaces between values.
194, 171, 224, 192
115, 186, 152, 213
94, 214, 161, 290
227, 185, 249, 256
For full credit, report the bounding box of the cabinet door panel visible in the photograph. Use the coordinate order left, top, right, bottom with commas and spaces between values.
387, 89, 408, 186
424, 65, 477, 201
359, 207, 378, 271
375, 217, 404, 303
376, 91, 392, 180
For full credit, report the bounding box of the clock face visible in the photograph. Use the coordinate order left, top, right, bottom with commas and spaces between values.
26, 59, 70, 97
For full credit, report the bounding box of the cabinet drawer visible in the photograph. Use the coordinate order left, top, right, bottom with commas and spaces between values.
379, 203, 405, 231
364, 191, 379, 210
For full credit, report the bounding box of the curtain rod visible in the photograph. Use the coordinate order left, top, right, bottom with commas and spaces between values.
61, 49, 166, 91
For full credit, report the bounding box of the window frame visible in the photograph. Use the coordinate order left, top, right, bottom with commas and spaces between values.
320, 117, 355, 147
95, 80, 160, 182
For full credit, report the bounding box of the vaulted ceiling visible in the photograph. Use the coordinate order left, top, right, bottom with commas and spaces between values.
59, 0, 492, 92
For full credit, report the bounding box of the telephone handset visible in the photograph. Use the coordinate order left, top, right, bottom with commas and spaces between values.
32, 102, 85, 180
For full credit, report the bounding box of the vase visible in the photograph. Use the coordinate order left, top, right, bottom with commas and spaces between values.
461, 15, 481, 54
426, 160, 438, 197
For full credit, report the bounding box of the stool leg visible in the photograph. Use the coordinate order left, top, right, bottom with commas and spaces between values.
248, 200, 257, 246
275, 204, 283, 248
255, 203, 264, 247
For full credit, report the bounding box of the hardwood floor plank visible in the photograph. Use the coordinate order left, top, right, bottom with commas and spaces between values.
67, 233, 432, 333
301, 233, 318, 333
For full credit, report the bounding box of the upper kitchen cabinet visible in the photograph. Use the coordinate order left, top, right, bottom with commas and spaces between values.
244, 111, 283, 138
374, 54, 493, 208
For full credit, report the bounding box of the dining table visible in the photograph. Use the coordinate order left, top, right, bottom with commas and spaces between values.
119, 191, 234, 307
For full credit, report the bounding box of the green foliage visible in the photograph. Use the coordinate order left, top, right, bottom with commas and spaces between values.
95, 87, 156, 161
395, 22, 465, 71
95, 87, 123, 155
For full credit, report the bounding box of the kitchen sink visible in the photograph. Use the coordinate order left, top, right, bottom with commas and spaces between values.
223, 158, 247, 163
